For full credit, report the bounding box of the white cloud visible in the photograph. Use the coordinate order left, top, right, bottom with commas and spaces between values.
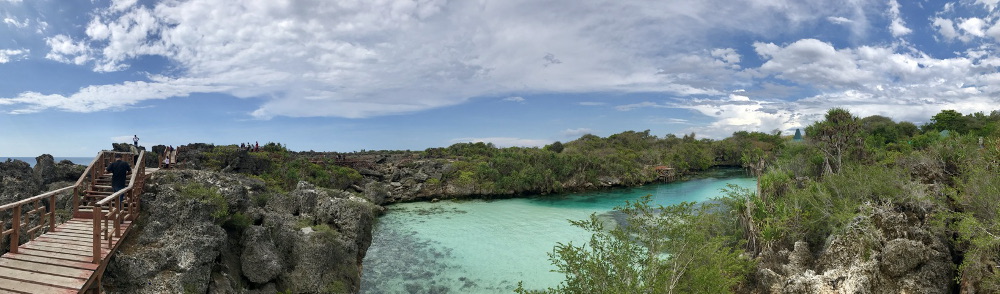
887, 0, 911, 37
827, 16, 853, 25
755, 39, 873, 87
562, 128, 594, 137
959, 18, 986, 38
110, 0, 138, 12
933, 18, 959, 41
0, 77, 231, 114
645, 117, 689, 125
503, 96, 525, 102
3, 17, 27, 28
44, 35, 91, 65
615, 101, 669, 111
977, 0, 1000, 11
0, 49, 28, 63
450, 137, 550, 148
711, 48, 741, 65
579, 102, 606, 106
4, 0, 882, 118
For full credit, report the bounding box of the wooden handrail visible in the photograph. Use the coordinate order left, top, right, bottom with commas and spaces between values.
0, 186, 74, 211
73, 152, 102, 188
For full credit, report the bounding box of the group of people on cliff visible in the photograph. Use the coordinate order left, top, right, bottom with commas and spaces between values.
241, 141, 260, 152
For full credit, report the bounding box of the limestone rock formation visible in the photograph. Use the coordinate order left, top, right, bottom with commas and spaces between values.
758, 202, 953, 294
103, 170, 382, 293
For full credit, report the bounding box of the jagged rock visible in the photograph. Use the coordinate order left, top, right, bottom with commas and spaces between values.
103, 170, 262, 293
241, 226, 283, 284
0, 159, 39, 204
761, 203, 953, 294
881, 238, 928, 277
364, 182, 391, 205
783, 241, 813, 274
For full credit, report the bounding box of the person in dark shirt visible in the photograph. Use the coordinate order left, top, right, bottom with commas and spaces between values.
106, 154, 131, 192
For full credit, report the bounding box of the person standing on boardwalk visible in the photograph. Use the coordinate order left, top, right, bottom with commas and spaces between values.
133, 135, 139, 147
106, 154, 131, 204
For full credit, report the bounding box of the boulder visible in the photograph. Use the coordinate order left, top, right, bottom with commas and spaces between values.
241, 226, 283, 284
760, 202, 953, 294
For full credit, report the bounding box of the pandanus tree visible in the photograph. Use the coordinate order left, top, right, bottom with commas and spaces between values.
805, 108, 863, 174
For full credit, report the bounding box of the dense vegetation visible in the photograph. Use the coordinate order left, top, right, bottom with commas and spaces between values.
424, 129, 782, 195
518, 108, 1000, 293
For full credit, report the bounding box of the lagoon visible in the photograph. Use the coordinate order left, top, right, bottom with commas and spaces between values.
360, 168, 755, 293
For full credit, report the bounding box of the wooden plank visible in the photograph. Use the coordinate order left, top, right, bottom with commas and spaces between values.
3, 254, 98, 271
54, 225, 96, 233
0, 265, 87, 289
23, 243, 102, 257
0, 275, 77, 294
37, 233, 92, 241
17, 249, 92, 263
0, 258, 93, 280
37, 234, 93, 244
47, 230, 94, 239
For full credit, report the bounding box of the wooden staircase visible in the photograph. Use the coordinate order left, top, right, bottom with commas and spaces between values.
0, 150, 150, 293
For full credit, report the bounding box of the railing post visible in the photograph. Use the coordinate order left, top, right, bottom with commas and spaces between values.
9, 206, 19, 254
93, 204, 101, 264
113, 196, 121, 238
72, 186, 79, 215
49, 194, 56, 232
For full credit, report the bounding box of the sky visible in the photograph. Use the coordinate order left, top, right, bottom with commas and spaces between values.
2, 0, 1000, 156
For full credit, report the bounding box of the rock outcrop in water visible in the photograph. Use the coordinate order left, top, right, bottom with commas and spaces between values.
755, 202, 954, 293
103, 170, 382, 293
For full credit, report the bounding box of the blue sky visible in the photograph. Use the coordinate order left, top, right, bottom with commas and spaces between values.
2, 0, 1000, 156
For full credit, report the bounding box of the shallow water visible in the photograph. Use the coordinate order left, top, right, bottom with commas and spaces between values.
361, 169, 755, 293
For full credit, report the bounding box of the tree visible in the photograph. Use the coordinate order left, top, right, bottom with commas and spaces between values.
805, 108, 862, 174
545, 141, 565, 153
928, 109, 966, 133
516, 196, 752, 294
793, 129, 803, 141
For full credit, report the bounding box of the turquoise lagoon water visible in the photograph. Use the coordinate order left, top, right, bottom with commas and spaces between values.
360, 169, 755, 293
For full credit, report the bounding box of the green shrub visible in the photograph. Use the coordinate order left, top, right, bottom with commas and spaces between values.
178, 182, 228, 221
222, 212, 252, 232
517, 195, 752, 294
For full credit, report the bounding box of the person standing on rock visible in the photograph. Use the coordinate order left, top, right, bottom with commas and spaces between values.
106, 154, 131, 202
133, 135, 139, 147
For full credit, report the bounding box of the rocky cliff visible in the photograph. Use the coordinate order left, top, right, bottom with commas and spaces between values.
755, 202, 954, 293
0, 155, 84, 207
103, 170, 382, 293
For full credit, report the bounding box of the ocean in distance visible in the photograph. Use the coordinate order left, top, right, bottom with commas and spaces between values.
3, 157, 94, 167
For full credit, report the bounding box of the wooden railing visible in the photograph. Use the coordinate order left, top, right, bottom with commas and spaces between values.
0, 150, 147, 265
0, 186, 71, 254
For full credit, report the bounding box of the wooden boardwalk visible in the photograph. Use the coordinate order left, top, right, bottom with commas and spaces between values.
0, 219, 131, 293
0, 151, 149, 293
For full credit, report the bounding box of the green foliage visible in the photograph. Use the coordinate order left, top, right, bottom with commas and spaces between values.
545, 141, 565, 153
260, 158, 363, 192
222, 212, 252, 232
805, 108, 863, 174
324, 280, 349, 294
517, 196, 752, 294
178, 182, 228, 221
261, 142, 289, 153
204, 145, 242, 170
